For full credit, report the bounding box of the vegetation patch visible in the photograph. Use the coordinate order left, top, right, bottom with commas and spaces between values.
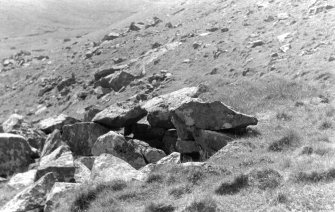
144, 202, 175, 212
268, 130, 301, 152
215, 174, 249, 195
248, 168, 283, 190
146, 174, 164, 184
292, 168, 335, 183
183, 198, 218, 212
168, 184, 192, 199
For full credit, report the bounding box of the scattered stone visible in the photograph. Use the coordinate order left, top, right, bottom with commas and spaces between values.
277, 13, 289, 20
99, 71, 135, 91
8, 170, 37, 189
277, 32, 292, 43
91, 154, 145, 182
142, 86, 205, 129
113, 57, 126, 64
2, 114, 24, 132
131, 139, 166, 163
102, 32, 120, 41
94, 86, 112, 99
129, 22, 145, 31
221, 28, 229, 32
280, 44, 291, 52
193, 42, 202, 49
62, 122, 110, 156
38, 114, 79, 134
328, 55, 335, 62
44, 182, 80, 212
83, 105, 103, 122
56, 76, 75, 92
93, 104, 147, 129
1, 172, 56, 212
94, 64, 128, 81
91, 131, 146, 169
40, 129, 65, 157
206, 27, 219, 32
156, 152, 181, 165
250, 40, 264, 48
145, 17, 162, 28
0, 133, 33, 177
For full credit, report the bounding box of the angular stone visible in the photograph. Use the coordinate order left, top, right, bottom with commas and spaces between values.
131, 139, 166, 163
102, 32, 120, 42
99, 71, 135, 91
94, 64, 128, 81
91, 154, 145, 182
83, 105, 103, 122
0, 133, 33, 177
8, 170, 37, 189
156, 152, 181, 165
125, 122, 165, 141
36, 146, 75, 182
171, 100, 258, 131
44, 182, 80, 212
76, 156, 96, 170
74, 160, 91, 183
93, 104, 147, 129
38, 114, 79, 134
162, 129, 178, 154
62, 122, 110, 156
1, 172, 56, 212
2, 114, 24, 132
176, 140, 200, 153
91, 131, 146, 169
40, 129, 65, 157
142, 86, 203, 129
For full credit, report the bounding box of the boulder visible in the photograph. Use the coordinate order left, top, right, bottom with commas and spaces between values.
91, 131, 146, 169
142, 86, 204, 129
44, 182, 80, 212
76, 156, 96, 170
125, 122, 166, 141
83, 105, 103, 122
99, 71, 135, 91
1, 172, 56, 212
93, 104, 147, 129
38, 114, 79, 134
176, 140, 201, 154
162, 129, 178, 154
0, 125, 3, 133
40, 129, 65, 157
94, 86, 112, 99
2, 114, 24, 132
62, 122, 110, 156
131, 139, 166, 163
156, 152, 181, 165
91, 154, 145, 182
171, 100, 258, 131
129, 22, 144, 31
74, 160, 91, 183
94, 64, 128, 81
8, 170, 37, 189
193, 129, 233, 157
36, 146, 75, 182
0, 133, 33, 177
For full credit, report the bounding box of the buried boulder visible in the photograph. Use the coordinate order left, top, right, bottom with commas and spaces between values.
1, 172, 56, 212
91, 153, 145, 182
0, 133, 33, 177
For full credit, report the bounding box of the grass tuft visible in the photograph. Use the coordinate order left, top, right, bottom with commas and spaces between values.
168, 184, 192, 199
215, 174, 249, 195
144, 202, 175, 212
248, 168, 283, 190
183, 198, 218, 212
292, 168, 335, 183
268, 130, 300, 152
146, 174, 164, 184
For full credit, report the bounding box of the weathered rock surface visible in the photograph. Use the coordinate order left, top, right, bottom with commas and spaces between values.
131, 139, 166, 163
172, 100, 258, 131
125, 122, 166, 142
91, 131, 146, 169
36, 146, 75, 182
99, 71, 135, 91
44, 182, 80, 212
101, 32, 120, 42
2, 114, 24, 132
176, 139, 201, 154
40, 129, 65, 157
91, 154, 145, 182
93, 104, 147, 129
83, 105, 103, 122
94, 64, 128, 81
0, 133, 33, 176
76, 156, 96, 170
8, 170, 37, 189
1, 172, 56, 212
62, 122, 110, 156
162, 129, 178, 154
38, 114, 79, 134
156, 152, 181, 165
142, 86, 203, 129
74, 160, 91, 183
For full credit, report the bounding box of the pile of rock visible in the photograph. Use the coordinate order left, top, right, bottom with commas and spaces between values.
0, 86, 258, 211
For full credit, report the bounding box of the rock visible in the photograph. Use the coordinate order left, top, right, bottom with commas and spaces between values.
102, 32, 120, 41
38, 114, 79, 134
8, 170, 37, 189
94, 86, 111, 99
129, 22, 144, 31
0, 125, 3, 133
176, 140, 201, 153
125, 122, 166, 141
171, 100, 258, 131
91, 131, 146, 169
2, 114, 24, 132
74, 160, 91, 183
93, 104, 147, 129
91, 154, 145, 182
1, 172, 56, 212
83, 105, 103, 122
94, 64, 128, 81
62, 122, 110, 156
277, 32, 292, 43
40, 129, 65, 157
44, 182, 80, 212
280, 44, 291, 52
250, 40, 264, 48
112, 57, 126, 64
0, 133, 33, 177
56, 76, 75, 92
145, 17, 162, 28
36, 146, 75, 182
193, 129, 233, 157
142, 86, 205, 129
162, 129, 178, 154
99, 71, 135, 91
156, 152, 181, 165
131, 139, 166, 163
76, 156, 96, 170
277, 12, 289, 20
